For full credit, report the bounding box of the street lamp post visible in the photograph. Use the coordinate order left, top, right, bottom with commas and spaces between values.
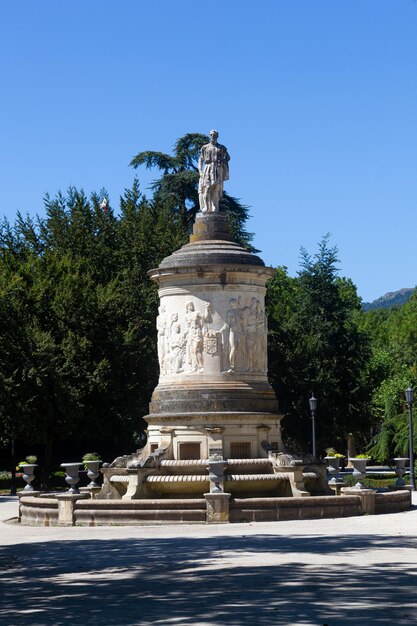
405, 387, 416, 491
309, 394, 317, 459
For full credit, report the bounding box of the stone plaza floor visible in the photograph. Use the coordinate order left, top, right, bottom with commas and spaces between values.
1, 494, 417, 626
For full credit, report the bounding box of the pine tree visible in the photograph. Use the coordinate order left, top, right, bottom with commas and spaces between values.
267, 236, 373, 453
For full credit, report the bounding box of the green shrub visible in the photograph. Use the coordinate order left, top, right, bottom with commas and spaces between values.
343, 474, 402, 488
325, 448, 345, 458
82, 452, 101, 462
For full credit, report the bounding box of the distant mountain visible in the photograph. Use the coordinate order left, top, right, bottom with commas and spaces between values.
362, 288, 415, 312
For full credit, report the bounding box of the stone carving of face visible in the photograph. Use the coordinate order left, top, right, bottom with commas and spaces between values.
171, 313, 178, 322
210, 129, 218, 145
186, 302, 195, 313
229, 299, 237, 309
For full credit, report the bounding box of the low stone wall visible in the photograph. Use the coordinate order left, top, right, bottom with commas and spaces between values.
20, 496, 58, 526
18, 489, 411, 526
375, 490, 411, 514
230, 495, 362, 523
75, 498, 206, 526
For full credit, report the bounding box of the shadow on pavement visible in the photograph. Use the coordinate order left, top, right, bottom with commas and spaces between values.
1, 533, 416, 625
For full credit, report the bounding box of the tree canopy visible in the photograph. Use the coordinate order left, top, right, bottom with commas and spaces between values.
0, 180, 187, 483
267, 236, 373, 453
358, 291, 417, 462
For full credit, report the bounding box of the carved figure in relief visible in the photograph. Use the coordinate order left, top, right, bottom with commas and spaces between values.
170, 323, 186, 373
198, 130, 230, 213
156, 305, 168, 374
158, 296, 267, 376
245, 297, 258, 372
185, 301, 212, 372
237, 296, 251, 371
255, 300, 267, 372
168, 313, 178, 343
189, 317, 204, 372
221, 298, 241, 373
167, 313, 178, 358
218, 296, 267, 374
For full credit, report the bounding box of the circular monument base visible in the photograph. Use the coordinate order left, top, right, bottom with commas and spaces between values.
19, 489, 412, 526
145, 410, 284, 460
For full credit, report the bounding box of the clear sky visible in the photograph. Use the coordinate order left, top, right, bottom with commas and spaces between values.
1, 1, 416, 302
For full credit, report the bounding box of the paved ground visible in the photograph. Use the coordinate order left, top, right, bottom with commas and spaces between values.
1, 495, 417, 626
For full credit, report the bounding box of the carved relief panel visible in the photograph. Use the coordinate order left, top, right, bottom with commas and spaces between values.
156, 291, 268, 378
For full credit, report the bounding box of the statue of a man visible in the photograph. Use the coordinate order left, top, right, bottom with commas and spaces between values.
198, 129, 230, 212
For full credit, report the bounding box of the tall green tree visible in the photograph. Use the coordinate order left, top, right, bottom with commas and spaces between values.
0, 175, 208, 481
267, 236, 373, 454
359, 292, 417, 462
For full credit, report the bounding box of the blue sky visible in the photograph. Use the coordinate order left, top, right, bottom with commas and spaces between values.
1, 1, 416, 302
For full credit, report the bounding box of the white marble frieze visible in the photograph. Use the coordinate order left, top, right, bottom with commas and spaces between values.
156, 291, 268, 379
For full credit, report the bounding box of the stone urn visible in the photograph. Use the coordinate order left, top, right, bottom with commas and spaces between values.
20, 464, 37, 491
84, 460, 101, 488
60, 462, 82, 494
208, 460, 227, 493
349, 458, 369, 489
393, 457, 409, 488
324, 456, 341, 484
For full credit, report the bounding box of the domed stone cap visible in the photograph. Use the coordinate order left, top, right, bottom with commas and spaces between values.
158, 212, 265, 269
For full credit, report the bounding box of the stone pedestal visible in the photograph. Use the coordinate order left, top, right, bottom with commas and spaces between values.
146, 212, 284, 461
204, 492, 231, 523
341, 487, 376, 515
328, 481, 345, 496
80, 486, 102, 499
56, 493, 88, 526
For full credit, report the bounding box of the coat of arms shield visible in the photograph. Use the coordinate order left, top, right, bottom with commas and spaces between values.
204, 333, 219, 355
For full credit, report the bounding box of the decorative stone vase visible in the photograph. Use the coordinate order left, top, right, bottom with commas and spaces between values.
20, 464, 37, 491
208, 461, 227, 493
84, 460, 101, 488
60, 462, 82, 494
349, 458, 369, 489
393, 458, 409, 488
324, 456, 342, 484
